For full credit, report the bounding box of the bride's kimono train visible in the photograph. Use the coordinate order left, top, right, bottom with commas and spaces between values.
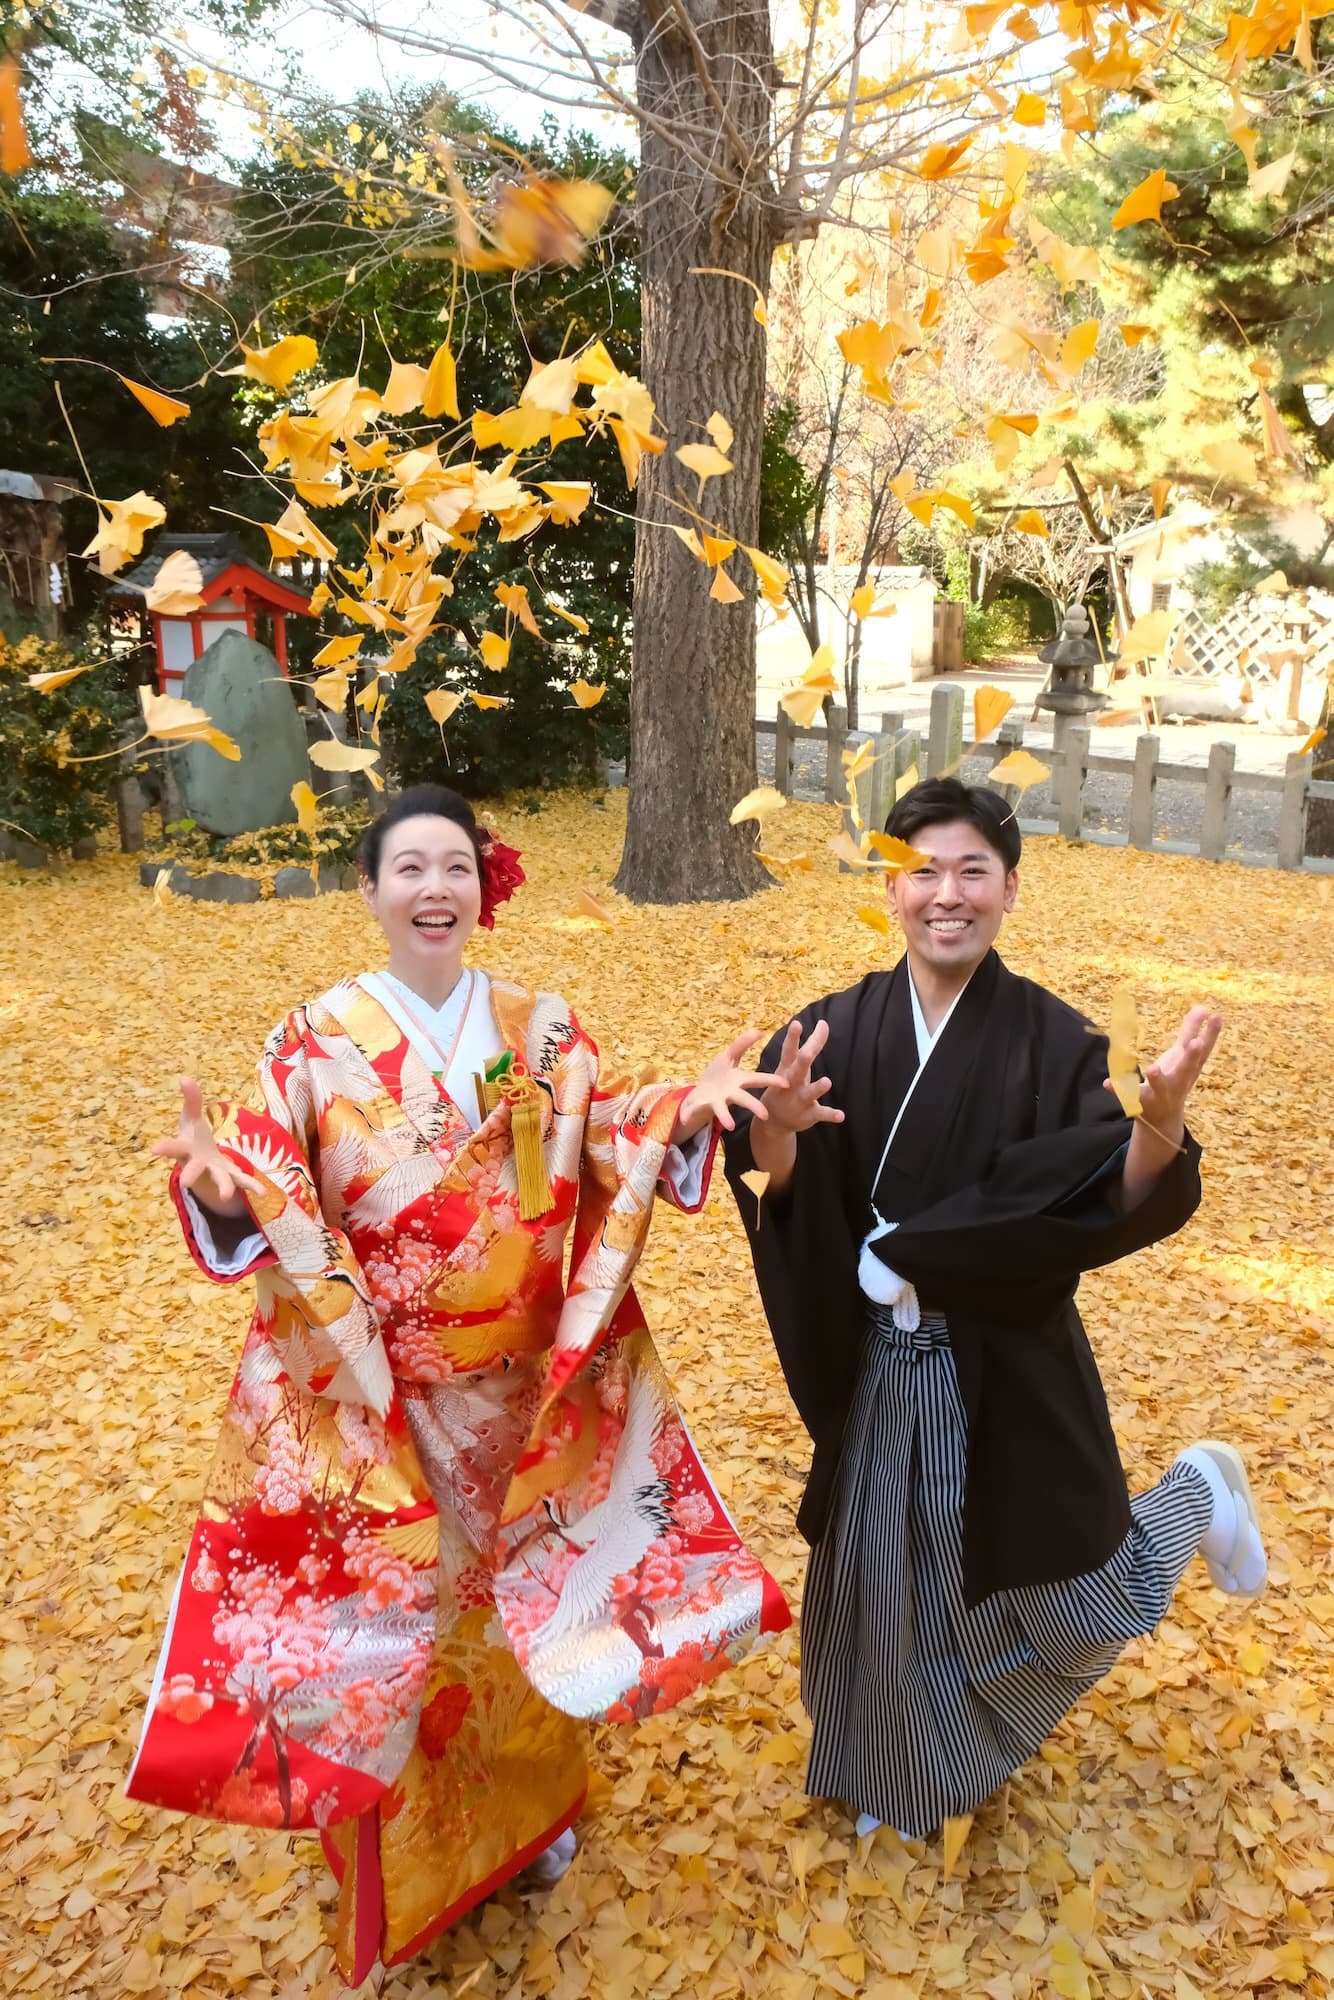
129, 972, 788, 1980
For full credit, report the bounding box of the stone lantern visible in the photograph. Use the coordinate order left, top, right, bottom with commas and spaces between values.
1035, 602, 1111, 748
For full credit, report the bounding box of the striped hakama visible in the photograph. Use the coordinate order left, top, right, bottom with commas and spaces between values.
802, 1305, 1213, 1837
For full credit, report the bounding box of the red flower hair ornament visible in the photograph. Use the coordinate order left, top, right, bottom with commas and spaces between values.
477, 835, 525, 929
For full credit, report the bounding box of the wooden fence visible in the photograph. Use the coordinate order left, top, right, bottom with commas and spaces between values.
757, 681, 1334, 874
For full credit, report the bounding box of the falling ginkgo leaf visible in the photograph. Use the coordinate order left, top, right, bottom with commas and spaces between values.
538, 482, 592, 525
1249, 149, 1296, 200
313, 635, 364, 668
230, 334, 319, 390
312, 671, 351, 712
707, 411, 734, 454
262, 499, 337, 563
851, 583, 897, 619
1012, 508, 1049, 538
469, 692, 510, 710
1106, 985, 1142, 1117
828, 830, 880, 869
1297, 726, 1326, 759
1203, 439, 1258, 484
857, 905, 892, 936
308, 738, 382, 773
1151, 477, 1173, 519
545, 596, 590, 635
1119, 609, 1175, 664
730, 786, 787, 827
570, 888, 614, 926
973, 686, 1013, 742
1111, 168, 1181, 231
139, 687, 240, 761
742, 545, 789, 611
739, 1167, 770, 1223
143, 550, 205, 617
478, 631, 511, 672
1061, 320, 1100, 374
710, 565, 744, 604
895, 762, 920, 801
425, 688, 464, 726
81, 492, 166, 577
780, 645, 838, 727
676, 441, 734, 493
865, 831, 932, 873
568, 679, 605, 708
0, 57, 32, 176
988, 747, 1051, 794
290, 781, 319, 839
120, 376, 191, 427
1120, 323, 1153, 346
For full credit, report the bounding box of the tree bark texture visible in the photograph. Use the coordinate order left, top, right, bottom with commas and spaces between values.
614, 0, 778, 902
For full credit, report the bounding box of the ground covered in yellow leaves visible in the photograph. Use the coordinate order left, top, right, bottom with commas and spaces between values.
3, 793, 1332, 2000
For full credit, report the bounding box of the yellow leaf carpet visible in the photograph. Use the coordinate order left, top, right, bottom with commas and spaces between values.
2, 795, 1331, 2000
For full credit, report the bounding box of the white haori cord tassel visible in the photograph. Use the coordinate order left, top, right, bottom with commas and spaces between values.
858, 1216, 920, 1332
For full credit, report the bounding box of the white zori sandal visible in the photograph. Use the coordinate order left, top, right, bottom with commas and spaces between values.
1178, 1441, 1268, 1596
522, 1827, 578, 1889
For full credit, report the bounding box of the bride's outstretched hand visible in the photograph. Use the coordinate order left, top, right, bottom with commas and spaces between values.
151, 1076, 260, 1217
675, 1030, 789, 1140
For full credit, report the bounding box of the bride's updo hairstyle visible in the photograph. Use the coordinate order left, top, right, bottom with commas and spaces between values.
357, 785, 525, 928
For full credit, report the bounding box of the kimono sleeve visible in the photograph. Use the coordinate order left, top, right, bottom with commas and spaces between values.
885, 1020, 1204, 1303
176, 1008, 392, 1416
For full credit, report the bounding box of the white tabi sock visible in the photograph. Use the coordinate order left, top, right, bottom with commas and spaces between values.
524, 1827, 578, 1888
1177, 1445, 1268, 1594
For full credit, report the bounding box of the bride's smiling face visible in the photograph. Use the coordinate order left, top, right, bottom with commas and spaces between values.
361, 813, 483, 974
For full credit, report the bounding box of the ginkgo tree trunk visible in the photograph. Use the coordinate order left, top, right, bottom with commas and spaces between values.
610, 0, 783, 902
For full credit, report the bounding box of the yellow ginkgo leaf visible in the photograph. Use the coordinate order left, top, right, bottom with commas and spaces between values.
1111, 168, 1181, 231
671, 525, 707, 562
262, 499, 337, 563
233, 334, 319, 390
144, 549, 205, 616
27, 661, 95, 693
676, 441, 734, 490
1203, 439, 1258, 484
380, 359, 430, 417
1106, 984, 1142, 1117
421, 340, 460, 422
842, 738, 875, 782
1012, 508, 1049, 538
120, 376, 190, 427
0, 56, 32, 175
710, 565, 744, 604
1013, 91, 1046, 126
917, 137, 973, 180
743, 545, 790, 611
495, 581, 543, 638
730, 786, 787, 826
1119, 323, 1152, 346
425, 688, 463, 726
568, 679, 605, 708
865, 830, 932, 873
478, 631, 511, 672
81, 491, 166, 577
1119, 609, 1175, 663
308, 738, 381, 773
707, 410, 734, 454
850, 582, 877, 620
828, 830, 879, 869
1296, 725, 1325, 759
702, 534, 737, 567
779, 644, 839, 726
973, 685, 1013, 742
895, 762, 920, 801
988, 747, 1051, 793
539, 482, 592, 525
856, 905, 892, 935
312, 671, 350, 712
739, 1168, 770, 1219
545, 597, 590, 635
469, 691, 510, 710
1061, 319, 1100, 374
571, 887, 614, 926
290, 781, 319, 838
941, 1813, 974, 1878
139, 687, 240, 760
1151, 477, 1173, 519
522, 355, 579, 415
313, 634, 364, 668
1249, 149, 1296, 200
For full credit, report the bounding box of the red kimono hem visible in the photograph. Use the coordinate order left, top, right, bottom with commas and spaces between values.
322, 1787, 587, 1984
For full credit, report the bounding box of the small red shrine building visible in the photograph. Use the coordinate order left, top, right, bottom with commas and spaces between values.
115, 533, 313, 694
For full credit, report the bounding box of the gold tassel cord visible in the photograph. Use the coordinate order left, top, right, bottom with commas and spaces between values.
508, 1088, 555, 1219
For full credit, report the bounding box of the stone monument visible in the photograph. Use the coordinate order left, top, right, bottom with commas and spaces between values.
177, 630, 311, 837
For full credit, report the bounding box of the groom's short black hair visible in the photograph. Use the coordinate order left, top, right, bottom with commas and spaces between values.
886, 776, 1021, 873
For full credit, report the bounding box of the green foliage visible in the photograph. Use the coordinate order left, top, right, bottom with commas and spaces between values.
146, 803, 371, 872
0, 636, 136, 850
962, 601, 1035, 662
760, 403, 818, 554
1184, 521, 1334, 617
